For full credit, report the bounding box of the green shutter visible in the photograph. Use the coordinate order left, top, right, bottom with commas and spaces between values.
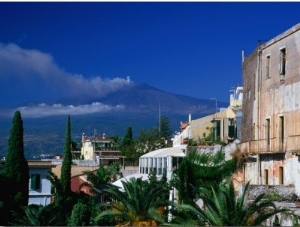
31, 174, 41, 190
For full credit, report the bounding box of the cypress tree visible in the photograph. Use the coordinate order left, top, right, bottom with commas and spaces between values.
60, 115, 72, 196
123, 126, 133, 145
4, 110, 29, 206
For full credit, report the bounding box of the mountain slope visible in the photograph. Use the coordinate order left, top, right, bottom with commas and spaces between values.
0, 83, 229, 159
49, 83, 228, 115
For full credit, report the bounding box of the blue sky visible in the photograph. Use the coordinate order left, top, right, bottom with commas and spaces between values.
0, 2, 299, 117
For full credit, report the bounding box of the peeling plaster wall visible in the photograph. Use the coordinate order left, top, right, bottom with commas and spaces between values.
241, 50, 257, 143
285, 155, 300, 195
258, 27, 300, 150
245, 154, 300, 195
241, 23, 300, 196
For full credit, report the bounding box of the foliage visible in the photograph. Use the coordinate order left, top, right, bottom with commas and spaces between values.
47, 170, 77, 225
196, 181, 289, 226
60, 115, 72, 197
0, 111, 29, 225
0, 173, 16, 225
68, 201, 92, 226
264, 190, 283, 202
158, 115, 172, 140
172, 148, 238, 205
3, 111, 29, 206
120, 117, 173, 165
95, 171, 171, 226
84, 163, 123, 202
11, 204, 48, 226
45, 115, 78, 226
135, 128, 161, 156
124, 126, 133, 143
47, 171, 63, 204
121, 127, 136, 165
169, 204, 206, 226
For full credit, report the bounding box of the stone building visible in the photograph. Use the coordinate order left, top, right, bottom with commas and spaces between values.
239, 23, 300, 195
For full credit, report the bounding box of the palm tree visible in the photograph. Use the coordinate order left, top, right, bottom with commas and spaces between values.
196, 181, 289, 226
83, 163, 123, 202
172, 148, 238, 205
11, 204, 47, 226
95, 171, 171, 226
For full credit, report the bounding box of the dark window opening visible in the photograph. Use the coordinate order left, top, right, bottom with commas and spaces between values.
31, 174, 41, 190
279, 48, 286, 76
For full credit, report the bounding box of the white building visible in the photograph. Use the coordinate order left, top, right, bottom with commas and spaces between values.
28, 161, 56, 206
138, 145, 187, 181
112, 145, 186, 190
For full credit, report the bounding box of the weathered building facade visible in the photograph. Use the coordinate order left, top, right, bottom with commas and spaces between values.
239, 23, 300, 194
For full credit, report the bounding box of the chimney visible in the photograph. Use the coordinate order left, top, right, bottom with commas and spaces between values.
82, 133, 85, 142
188, 113, 192, 123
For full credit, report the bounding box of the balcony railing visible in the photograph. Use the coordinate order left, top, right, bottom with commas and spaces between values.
239, 135, 300, 154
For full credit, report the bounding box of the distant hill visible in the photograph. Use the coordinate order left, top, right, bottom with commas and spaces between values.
46, 83, 227, 115
0, 83, 228, 159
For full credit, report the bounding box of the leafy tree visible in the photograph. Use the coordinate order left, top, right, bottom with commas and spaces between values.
135, 128, 161, 156
95, 171, 171, 226
68, 201, 92, 226
60, 115, 72, 196
0, 111, 29, 225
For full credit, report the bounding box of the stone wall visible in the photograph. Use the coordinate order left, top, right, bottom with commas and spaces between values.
248, 184, 295, 201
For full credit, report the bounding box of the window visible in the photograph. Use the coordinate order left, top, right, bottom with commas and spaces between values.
30, 174, 41, 190
279, 48, 286, 76
228, 125, 235, 138
279, 167, 284, 185
266, 118, 271, 145
264, 169, 269, 185
266, 55, 271, 78
279, 116, 284, 145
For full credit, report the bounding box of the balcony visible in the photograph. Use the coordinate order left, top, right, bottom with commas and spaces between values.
239, 135, 300, 154
94, 150, 123, 160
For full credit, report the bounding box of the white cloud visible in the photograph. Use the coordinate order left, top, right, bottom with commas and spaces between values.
0, 43, 133, 98
0, 102, 125, 118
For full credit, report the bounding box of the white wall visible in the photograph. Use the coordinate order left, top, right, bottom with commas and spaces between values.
28, 167, 53, 206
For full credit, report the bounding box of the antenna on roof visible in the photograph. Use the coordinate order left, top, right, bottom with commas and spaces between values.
158, 103, 161, 136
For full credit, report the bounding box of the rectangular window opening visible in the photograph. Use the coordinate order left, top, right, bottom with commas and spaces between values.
264, 169, 269, 185
266, 55, 271, 78
279, 116, 284, 145
30, 174, 41, 190
279, 166, 284, 185
266, 118, 271, 145
279, 48, 286, 76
